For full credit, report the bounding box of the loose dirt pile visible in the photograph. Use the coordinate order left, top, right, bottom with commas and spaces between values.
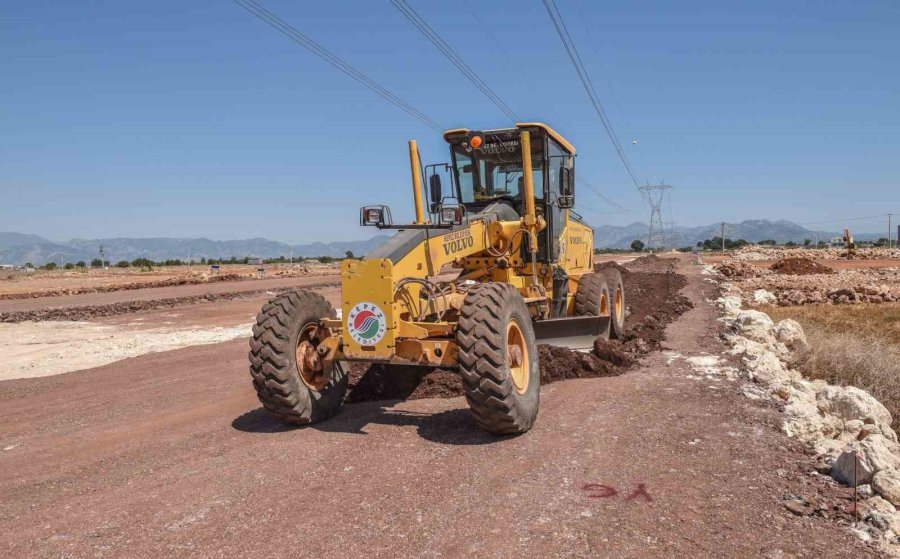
0, 284, 337, 323
346, 260, 693, 404
0, 272, 248, 301
770, 257, 834, 275
716, 260, 771, 279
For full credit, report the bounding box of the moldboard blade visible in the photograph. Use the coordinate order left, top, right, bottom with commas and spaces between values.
532, 315, 610, 350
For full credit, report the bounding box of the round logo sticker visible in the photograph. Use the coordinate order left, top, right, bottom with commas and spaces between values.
347, 302, 387, 345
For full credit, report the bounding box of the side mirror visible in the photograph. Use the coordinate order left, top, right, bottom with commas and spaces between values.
429, 174, 442, 213
559, 167, 574, 209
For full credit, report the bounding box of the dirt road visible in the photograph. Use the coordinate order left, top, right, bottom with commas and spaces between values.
0, 258, 871, 558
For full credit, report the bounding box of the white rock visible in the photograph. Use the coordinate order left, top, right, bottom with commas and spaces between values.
833, 437, 900, 487
732, 310, 776, 343
868, 495, 898, 514
817, 385, 893, 428
751, 289, 778, 306
717, 295, 742, 316
874, 470, 900, 507
832, 446, 876, 486
773, 319, 809, 363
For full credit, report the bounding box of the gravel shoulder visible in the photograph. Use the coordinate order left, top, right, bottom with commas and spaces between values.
0, 256, 872, 558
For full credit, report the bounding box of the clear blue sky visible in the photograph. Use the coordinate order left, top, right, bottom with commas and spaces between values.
3, 0, 898, 242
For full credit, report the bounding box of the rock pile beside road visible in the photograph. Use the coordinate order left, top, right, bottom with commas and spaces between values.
710, 272, 900, 555
732, 246, 900, 261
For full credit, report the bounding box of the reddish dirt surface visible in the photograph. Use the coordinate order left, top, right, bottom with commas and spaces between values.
0, 275, 340, 322
0, 255, 876, 558
771, 257, 835, 275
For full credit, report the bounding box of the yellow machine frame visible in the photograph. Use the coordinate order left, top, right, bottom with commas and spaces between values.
318, 123, 595, 368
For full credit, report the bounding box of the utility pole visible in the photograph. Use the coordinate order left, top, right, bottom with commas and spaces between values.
889, 214, 893, 249
290, 247, 293, 267
721, 222, 726, 253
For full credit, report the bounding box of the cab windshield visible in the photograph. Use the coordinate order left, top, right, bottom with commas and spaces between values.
451, 134, 544, 207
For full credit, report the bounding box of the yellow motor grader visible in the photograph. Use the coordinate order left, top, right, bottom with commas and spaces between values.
249, 123, 625, 434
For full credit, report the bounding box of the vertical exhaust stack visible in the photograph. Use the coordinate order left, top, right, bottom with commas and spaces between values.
519, 130, 540, 286
408, 140, 426, 225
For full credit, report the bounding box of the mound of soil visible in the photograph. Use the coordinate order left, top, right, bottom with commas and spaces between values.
0, 272, 250, 301
0, 284, 340, 323
717, 261, 765, 279
344, 267, 693, 404
770, 257, 834, 276
625, 254, 678, 273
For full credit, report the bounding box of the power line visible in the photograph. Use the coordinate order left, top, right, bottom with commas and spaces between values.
389, 0, 520, 122
577, 176, 635, 213
233, 0, 444, 132
541, 0, 645, 198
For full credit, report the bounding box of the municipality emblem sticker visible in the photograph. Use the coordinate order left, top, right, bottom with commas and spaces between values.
347, 302, 387, 345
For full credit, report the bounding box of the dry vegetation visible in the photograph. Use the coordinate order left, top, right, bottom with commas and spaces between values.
765, 303, 900, 427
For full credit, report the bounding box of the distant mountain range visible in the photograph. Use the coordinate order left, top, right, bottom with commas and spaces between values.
0, 233, 390, 266
594, 219, 880, 249
0, 219, 885, 265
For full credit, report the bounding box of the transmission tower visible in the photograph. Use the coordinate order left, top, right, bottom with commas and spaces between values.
639, 182, 672, 252
98, 243, 106, 269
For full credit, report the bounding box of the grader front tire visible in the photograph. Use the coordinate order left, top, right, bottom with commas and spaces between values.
248, 290, 347, 425
458, 284, 540, 435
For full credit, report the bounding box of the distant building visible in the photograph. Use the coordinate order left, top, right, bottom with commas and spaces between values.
0, 264, 14, 270
247, 257, 264, 265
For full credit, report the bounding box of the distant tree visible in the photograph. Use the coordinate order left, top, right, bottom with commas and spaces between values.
24, 262, 34, 269
63, 262, 75, 270
318, 256, 335, 264
91, 258, 102, 267
132, 258, 154, 271
803, 238, 812, 247
877, 238, 890, 247
630, 239, 645, 252
116, 260, 131, 268
42, 262, 57, 270
344, 250, 355, 260
200, 257, 207, 265
784, 241, 798, 247
75, 261, 86, 268
758, 239, 777, 246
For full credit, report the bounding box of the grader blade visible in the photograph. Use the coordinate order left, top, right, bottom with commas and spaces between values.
532, 315, 611, 350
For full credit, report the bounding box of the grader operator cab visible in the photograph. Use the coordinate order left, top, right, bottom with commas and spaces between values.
249, 123, 625, 434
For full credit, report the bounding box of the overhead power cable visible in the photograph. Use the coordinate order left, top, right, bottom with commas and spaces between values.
389, 0, 520, 122
577, 176, 634, 213
234, 0, 444, 132
541, 0, 645, 199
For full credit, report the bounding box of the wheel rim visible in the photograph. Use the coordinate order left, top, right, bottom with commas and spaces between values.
599, 292, 609, 316
614, 288, 624, 322
296, 322, 328, 391
506, 320, 530, 394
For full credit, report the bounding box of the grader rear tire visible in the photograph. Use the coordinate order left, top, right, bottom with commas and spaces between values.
458, 283, 540, 435
574, 273, 612, 340
601, 269, 626, 339
248, 290, 347, 425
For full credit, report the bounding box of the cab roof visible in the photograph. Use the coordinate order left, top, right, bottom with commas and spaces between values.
442, 122, 576, 155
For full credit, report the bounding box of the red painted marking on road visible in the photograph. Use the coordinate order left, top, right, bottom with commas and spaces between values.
581, 482, 653, 502
624, 483, 653, 502
581, 483, 618, 499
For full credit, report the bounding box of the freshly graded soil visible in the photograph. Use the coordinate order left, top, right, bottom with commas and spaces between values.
771, 257, 835, 276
